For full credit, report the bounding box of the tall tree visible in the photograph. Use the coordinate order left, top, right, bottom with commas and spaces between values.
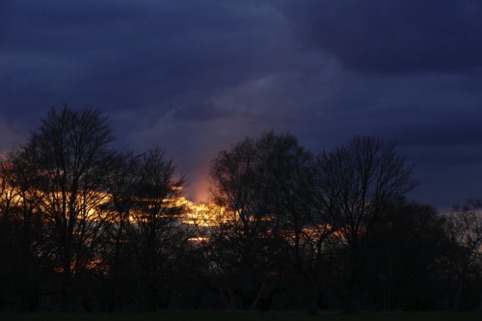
1, 149, 51, 312
208, 132, 312, 310
318, 136, 418, 310
255, 132, 337, 314
12, 105, 116, 311
96, 151, 142, 311
362, 199, 448, 310
443, 200, 482, 311
208, 134, 276, 310
125, 147, 187, 312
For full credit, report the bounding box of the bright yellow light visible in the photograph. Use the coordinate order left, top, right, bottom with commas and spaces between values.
187, 236, 209, 243
180, 197, 228, 227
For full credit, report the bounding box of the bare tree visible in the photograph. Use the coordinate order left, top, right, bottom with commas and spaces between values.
362, 199, 448, 310
12, 105, 116, 311
317, 136, 418, 310
1, 149, 53, 312
125, 147, 187, 312
445, 200, 482, 311
96, 151, 142, 311
208, 134, 275, 310
208, 132, 314, 310
254, 132, 337, 314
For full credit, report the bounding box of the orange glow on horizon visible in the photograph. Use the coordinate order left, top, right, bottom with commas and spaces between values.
182, 199, 228, 227
191, 179, 211, 203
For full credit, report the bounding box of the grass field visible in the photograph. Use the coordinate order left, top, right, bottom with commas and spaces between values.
1, 311, 481, 321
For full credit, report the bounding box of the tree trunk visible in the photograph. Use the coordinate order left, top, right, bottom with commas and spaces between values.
248, 280, 266, 311
61, 268, 73, 312
307, 279, 319, 315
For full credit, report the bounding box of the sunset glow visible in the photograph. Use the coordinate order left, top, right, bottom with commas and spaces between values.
181, 199, 228, 227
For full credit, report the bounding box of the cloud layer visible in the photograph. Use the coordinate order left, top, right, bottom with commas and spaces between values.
2, 0, 482, 207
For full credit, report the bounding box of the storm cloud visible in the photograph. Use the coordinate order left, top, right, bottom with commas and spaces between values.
277, 0, 482, 73
1, 0, 482, 207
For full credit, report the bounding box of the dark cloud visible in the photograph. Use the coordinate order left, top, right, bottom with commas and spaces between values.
393, 116, 482, 148
276, 0, 482, 74
0, 0, 280, 116
1, 1, 482, 207
171, 100, 229, 121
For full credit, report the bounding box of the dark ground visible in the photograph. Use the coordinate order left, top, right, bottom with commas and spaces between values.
1, 311, 481, 321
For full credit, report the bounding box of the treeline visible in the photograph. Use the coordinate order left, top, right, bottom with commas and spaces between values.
0, 106, 481, 313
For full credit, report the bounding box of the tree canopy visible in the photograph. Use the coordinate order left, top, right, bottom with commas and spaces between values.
0, 107, 481, 313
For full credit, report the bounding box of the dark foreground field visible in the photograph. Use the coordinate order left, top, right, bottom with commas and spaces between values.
1, 311, 481, 321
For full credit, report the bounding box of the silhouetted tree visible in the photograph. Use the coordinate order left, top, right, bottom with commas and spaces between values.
208, 132, 326, 311
96, 151, 142, 311
6, 108, 482, 314
1, 149, 55, 312
208, 133, 294, 310
254, 132, 338, 314
442, 200, 482, 311
318, 136, 418, 310
11, 105, 116, 311
0, 156, 21, 310
362, 199, 449, 310
124, 147, 187, 312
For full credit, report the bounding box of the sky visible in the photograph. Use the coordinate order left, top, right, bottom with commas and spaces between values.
1, 0, 482, 208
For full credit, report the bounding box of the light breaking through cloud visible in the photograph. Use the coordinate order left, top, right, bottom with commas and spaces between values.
2, 0, 482, 207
